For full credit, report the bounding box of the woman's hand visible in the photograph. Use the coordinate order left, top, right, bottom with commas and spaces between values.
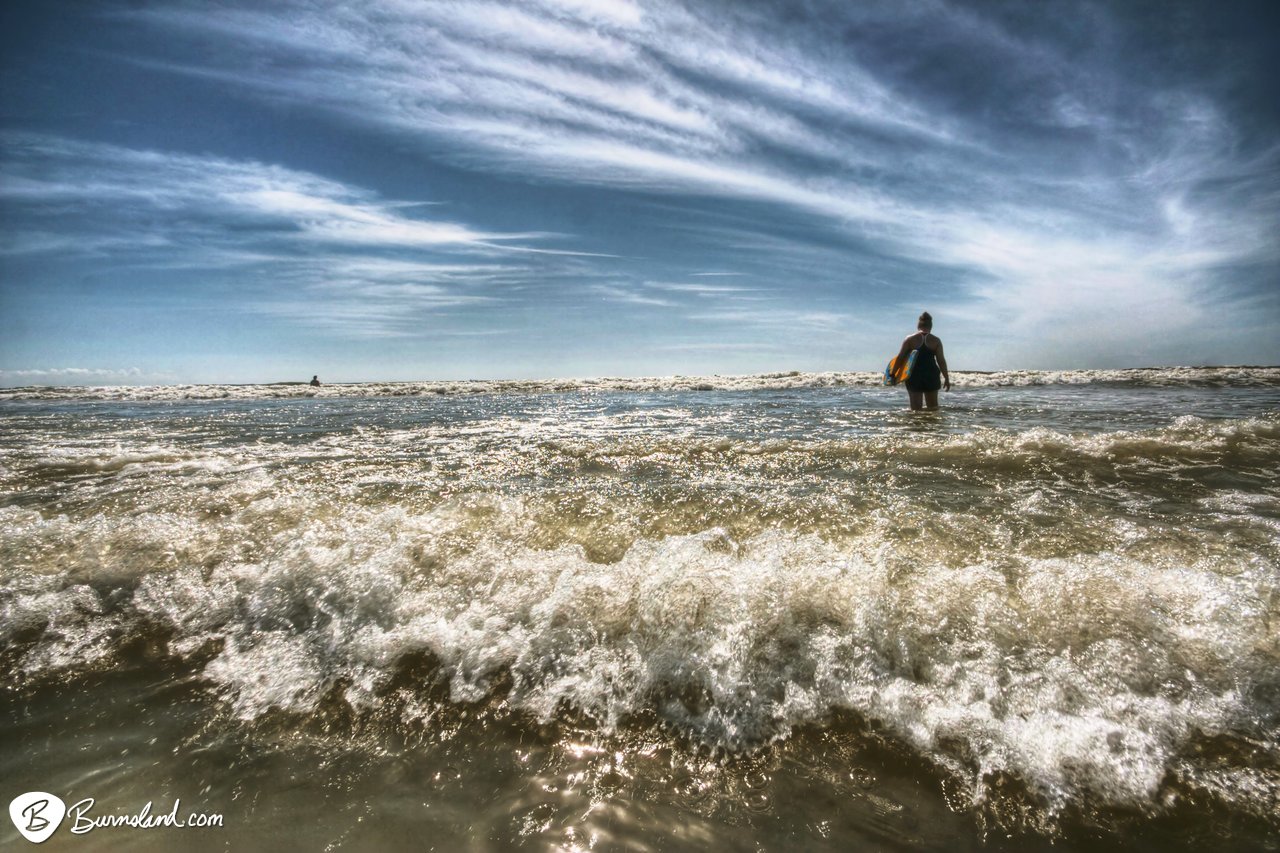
943, 377, 951, 392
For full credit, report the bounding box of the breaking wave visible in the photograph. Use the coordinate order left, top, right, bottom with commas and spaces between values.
3, 409, 1277, 828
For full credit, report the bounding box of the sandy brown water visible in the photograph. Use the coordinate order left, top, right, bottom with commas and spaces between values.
3, 370, 1279, 850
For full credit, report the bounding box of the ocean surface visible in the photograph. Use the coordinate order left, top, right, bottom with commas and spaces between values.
2, 367, 1278, 851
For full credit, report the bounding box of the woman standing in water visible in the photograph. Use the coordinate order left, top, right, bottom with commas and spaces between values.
894, 311, 950, 410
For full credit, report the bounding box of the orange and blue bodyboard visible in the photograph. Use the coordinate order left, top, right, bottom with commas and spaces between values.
883, 350, 917, 386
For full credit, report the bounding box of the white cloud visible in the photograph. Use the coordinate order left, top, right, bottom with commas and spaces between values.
0, 133, 590, 337
534, 0, 645, 29
0, 134, 545, 252
9, 1, 1278, 367
687, 307, 847, 332
0, 367, 173, 386
655, 342, 783, 352
590, 283, 673, 307
645, 281, 758, 296
0, 367, 141, 377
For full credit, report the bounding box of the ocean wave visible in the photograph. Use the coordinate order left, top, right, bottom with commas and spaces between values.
2, 497, 1276, 820
531, 413, 1280, 467
7, 416, 1277, 537
2, 389, 1277, 832
2, 365, 1278, 401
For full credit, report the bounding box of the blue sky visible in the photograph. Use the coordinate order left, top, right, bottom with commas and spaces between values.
1, 0, 1277, 385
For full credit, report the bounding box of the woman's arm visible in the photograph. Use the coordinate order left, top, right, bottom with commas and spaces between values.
936, 340, 950, 391
891, 337, 913, 374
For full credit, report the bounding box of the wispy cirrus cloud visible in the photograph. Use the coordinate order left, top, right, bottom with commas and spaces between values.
590, 283, 674, 307
3, 0, 1277, 379
0, 132, 593, 337
0, 133, 554, 254
655, 342, 784, 353
645, 281, 759, 296
116, 1, 951, 213
688, 307, 847, 333
114, 0, 1278, 365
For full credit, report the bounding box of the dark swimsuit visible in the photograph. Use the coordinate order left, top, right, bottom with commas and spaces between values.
905, 334, 941, 393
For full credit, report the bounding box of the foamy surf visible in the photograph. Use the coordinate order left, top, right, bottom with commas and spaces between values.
2, 380, 1278, 849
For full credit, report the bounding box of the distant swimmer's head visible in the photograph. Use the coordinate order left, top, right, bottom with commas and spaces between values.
917, 311, 933, 331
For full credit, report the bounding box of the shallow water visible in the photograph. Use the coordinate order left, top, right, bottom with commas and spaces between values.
2, 369, 1278, 850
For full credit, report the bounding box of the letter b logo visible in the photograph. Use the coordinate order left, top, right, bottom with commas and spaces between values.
9, 793, 66, 844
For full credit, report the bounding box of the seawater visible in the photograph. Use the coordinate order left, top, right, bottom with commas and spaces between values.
2, 368, 1278, 851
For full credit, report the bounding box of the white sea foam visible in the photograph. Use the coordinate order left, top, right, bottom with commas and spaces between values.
2, 494, 1276, 815
1, 389, 1276, 825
